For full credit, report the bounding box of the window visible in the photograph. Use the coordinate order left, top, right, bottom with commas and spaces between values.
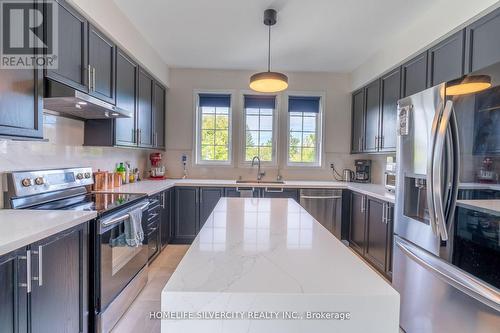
287, 95, 322, 165
243, 95, 277, 163
195, 93, 232, 164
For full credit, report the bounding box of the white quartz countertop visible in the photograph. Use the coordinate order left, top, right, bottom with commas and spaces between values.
161, 198, 399, 333
0, 210, 97, 256
100, 179, 395, 203
457, 200, 500, 216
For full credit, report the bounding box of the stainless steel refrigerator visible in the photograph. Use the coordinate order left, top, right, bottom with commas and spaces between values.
393, 62, 500, 332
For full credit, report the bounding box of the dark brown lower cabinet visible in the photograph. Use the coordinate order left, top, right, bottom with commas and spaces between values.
348, 192, 393, 279
0, 223, 89, 333
348, 191, 366, 255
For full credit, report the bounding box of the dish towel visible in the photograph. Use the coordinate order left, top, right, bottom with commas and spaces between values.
125, 208, 144, 247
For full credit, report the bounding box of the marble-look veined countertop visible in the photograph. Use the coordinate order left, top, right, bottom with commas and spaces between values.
160, 198, 399, 333
99, 178, 396, 203
0, 210, 97, 256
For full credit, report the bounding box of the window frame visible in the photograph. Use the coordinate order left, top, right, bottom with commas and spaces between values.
239, 91, 280, 167
193, 90, 234, 166
285, 92, 325, 168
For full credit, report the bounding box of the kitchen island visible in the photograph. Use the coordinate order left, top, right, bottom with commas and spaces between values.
161, 198, 399, 332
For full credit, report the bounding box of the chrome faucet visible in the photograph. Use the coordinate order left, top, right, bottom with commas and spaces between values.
251, 156, 265, 181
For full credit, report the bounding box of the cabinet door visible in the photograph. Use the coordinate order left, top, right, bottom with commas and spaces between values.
351, 89, 365, 153
0, 67, 43, 139
115, 49, 138, 146
349, 192, 366, 255
0, 249, 28, 333
428, 30, 465, 86
174, 187, 199, 243
88, 25, 115, 103
137, 69, 153, 147
261, 188, 299, 202
46, 0, 88, 92
365, 198, 389, 273
200, 187, 224, 227
153, 82, 166, 149
379, 68, 401, 152
401, 52, 428, 97
465, 7, 500, 73
364, 80, 381, 152
223, 187, 260, 197
30, 224, 88, 333
160, 190, 171, 248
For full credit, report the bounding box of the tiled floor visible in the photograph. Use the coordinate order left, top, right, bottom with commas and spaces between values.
111, 245, 189, 333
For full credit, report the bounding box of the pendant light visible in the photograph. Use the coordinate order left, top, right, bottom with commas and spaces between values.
446, 75, 491, 96
249, 9, 288, 93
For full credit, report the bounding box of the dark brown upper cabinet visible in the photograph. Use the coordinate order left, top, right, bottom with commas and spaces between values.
137, 68, 154, 148
45, 0, 88, 92
364, 80, 381, 152
379, 68, 401, 151
115, 49, 138, 147
153, 81, 166, 149
88, 25, 116, 104
351, 89, 365, 154
401, 51, 429, 97
465, 7, 500, 74
428, 30, 465, 86
0, 66, 43, 139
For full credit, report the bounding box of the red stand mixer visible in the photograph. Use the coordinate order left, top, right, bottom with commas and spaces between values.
149, 153, 166, 179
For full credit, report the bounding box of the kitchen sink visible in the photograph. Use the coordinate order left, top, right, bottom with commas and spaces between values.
236, 180, 285, 184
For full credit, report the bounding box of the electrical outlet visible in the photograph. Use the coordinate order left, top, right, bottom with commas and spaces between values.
330, 163, 335, 170
182, 154, 187, 163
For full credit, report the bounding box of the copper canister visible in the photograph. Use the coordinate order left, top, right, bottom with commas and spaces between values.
107, 172, 114, 188
93, 170, 108, 191
113, 172, 122, 187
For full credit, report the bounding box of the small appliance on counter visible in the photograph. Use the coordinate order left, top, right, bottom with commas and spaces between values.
343, 169, 355, 182
149, 153, 166, 179
354, 159, 371, 183
384, 156, 397, 192
476, 157, 498, 183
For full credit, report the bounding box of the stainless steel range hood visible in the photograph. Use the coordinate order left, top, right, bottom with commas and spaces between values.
43, 80, 132, 119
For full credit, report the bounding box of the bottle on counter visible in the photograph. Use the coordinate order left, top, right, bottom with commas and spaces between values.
124, 161, 130, 184
116, 162, 126, 183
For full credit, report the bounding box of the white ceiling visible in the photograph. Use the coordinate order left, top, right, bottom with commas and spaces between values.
114, 0, 444, 73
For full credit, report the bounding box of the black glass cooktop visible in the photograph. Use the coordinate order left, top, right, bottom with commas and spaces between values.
31, 192, 146, 215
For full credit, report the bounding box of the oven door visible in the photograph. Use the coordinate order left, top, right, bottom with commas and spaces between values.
98, 201, 149, 310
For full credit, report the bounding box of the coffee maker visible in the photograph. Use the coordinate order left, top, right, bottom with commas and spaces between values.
354, 159, 371, 183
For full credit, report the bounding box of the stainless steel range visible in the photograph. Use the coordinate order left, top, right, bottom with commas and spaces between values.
3, 167, 150, 333
394, 62, 500, 332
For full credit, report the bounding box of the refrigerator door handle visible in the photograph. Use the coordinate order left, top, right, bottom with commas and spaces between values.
432, 100, 454, 241
427, 101, 443, 236
395, 237, 500, 312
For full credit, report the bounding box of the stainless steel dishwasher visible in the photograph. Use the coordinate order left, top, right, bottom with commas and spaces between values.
299, 189, 342, 239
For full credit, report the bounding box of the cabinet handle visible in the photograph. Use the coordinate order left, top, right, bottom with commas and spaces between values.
18, 250, 31, 293
360, 195, 365, 213
87, 65, 91, 90
92, 67, 96, 92
358, 137, 362, 151
380, 136, 384, 149
32, 246, 43, 286
382, 203, 386, 224
162, 192, 166, 208
138, 129, 141, 145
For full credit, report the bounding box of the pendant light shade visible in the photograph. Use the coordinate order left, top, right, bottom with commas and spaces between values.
249, 71, 288, 93
250, 9, 288, 93
446, 75, 492, 96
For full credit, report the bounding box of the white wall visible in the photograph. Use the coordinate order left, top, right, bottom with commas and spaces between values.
165, 68, 392, 183
69, 0, 170, 86
351, 0, 500, 90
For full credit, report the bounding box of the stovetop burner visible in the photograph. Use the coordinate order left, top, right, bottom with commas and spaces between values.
31, 192, 146, 215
